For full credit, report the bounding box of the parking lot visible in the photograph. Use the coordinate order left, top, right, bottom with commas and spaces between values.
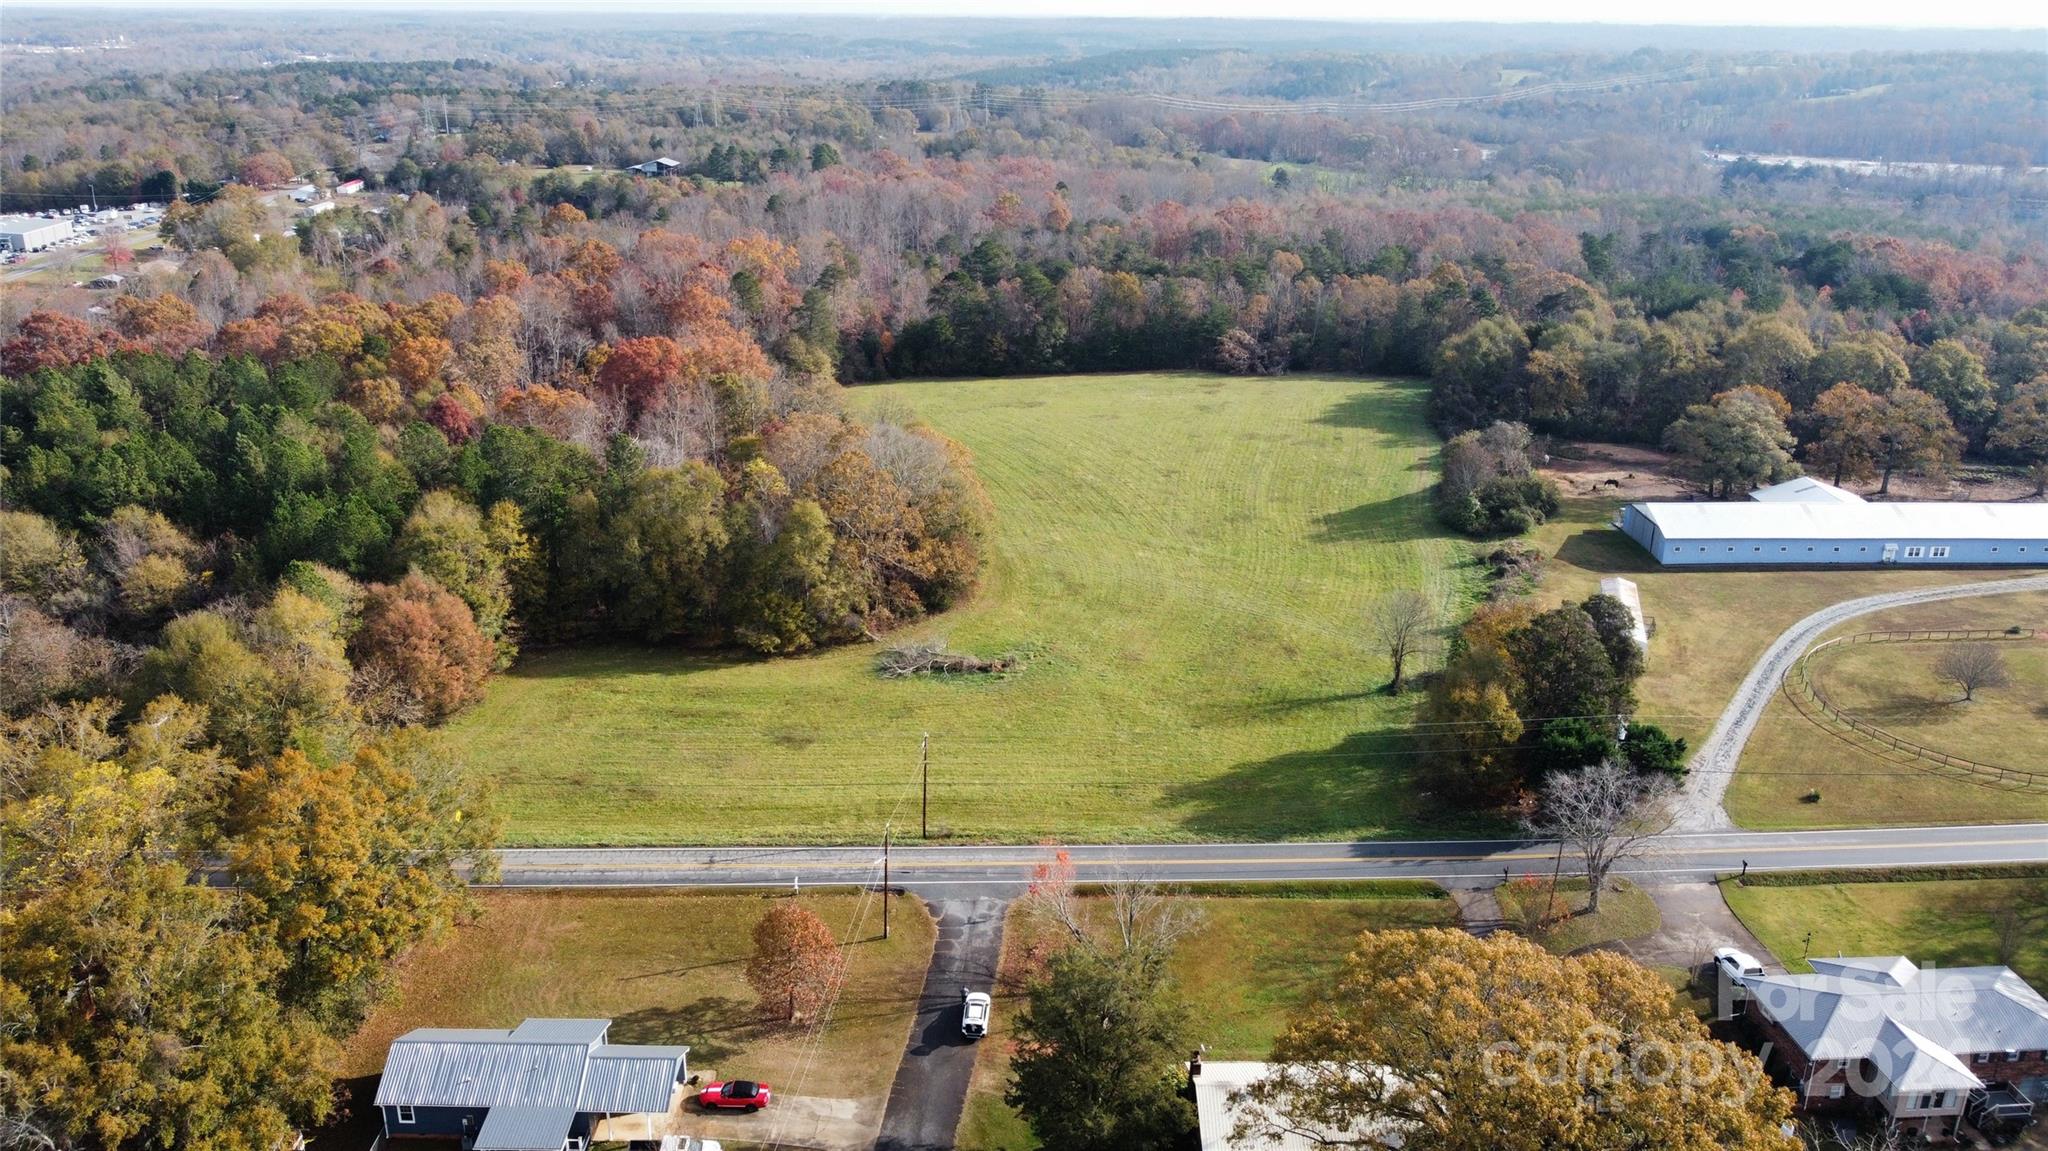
2, 203, 165, 277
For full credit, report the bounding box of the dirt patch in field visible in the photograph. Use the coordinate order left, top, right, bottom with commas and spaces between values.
1540, 442, 1690, 501
1540, 440, 2045, 504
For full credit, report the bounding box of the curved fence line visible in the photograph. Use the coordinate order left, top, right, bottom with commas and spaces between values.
1787, 628, 2045, 793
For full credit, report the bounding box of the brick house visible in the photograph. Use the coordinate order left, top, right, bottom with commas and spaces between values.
1740, 957, 2048, 1143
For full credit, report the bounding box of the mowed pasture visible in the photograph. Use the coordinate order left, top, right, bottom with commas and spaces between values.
1526, 498, 2042, 755
450, 373, 1479, 845
1726, 590, 2048, 829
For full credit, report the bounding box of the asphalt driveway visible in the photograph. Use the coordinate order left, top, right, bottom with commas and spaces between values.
873, 896, 1009, 1151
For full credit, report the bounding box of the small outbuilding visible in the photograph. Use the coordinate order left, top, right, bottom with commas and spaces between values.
626, 157, 683, 175
1616, 479, 2048, 566
1598, 576, 1649, 650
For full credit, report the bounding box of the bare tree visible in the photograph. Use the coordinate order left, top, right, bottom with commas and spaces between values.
1960, 880, 2048, 967
1524, 759, 1672, 914
1933, 642, 2011, 702
1021, 846, 1204, 961
1371, 590, 1436, 696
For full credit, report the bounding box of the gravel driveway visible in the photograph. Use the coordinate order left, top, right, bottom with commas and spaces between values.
1671, 572, 2048, 831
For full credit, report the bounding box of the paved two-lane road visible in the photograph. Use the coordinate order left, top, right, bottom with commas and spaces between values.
489, 823, 2048, 897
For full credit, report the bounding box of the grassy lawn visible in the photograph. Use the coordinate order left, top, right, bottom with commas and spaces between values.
453, 373, 1489, 845
1725, 590, 2048, 829
1526, 498, 2037, 756
1493, 876, 1661, 955
1721, 877, 2048, 987
957, 886, 1458, 1151
336, 888, 934, 1134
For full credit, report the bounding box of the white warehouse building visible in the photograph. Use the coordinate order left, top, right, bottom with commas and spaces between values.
1616, 478, 2048, 566
0, 216, 74, 252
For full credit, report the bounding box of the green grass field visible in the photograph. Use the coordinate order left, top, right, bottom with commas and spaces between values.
1721, 878, 2048, 987
1527, 498, 2041, 755
957, 888, 1459, 1151
328, 889, 934, 1150
1725, 591, 2048, 829
452, 373, 1486, 845
1493, 876, 1661, 955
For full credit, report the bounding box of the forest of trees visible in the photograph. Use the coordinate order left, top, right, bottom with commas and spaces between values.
2, 22, 2046, 1151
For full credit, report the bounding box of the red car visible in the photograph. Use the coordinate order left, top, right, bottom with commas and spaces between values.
696, 1080, 771, 1113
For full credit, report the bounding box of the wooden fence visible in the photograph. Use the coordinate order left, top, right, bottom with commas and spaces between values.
1786, 628, 2045, 793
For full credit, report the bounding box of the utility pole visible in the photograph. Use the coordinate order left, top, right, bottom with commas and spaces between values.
920, 732, 930, 839
882, 826, 891, 940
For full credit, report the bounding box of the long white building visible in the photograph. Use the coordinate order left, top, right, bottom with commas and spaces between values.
0, 216, 73, 252
1616, 478, 2048, 566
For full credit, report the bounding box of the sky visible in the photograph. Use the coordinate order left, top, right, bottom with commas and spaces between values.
27, 0, 2048, 28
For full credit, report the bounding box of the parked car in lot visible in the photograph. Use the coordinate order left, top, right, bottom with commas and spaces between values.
696, 1079, 771, 1112
961, 989, 991, 1038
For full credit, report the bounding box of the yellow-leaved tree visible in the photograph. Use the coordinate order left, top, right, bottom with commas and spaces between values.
1240, 928, 1798, 1151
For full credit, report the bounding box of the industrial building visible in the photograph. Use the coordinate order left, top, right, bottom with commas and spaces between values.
1616, 478, 2048, 566
0, 215, 74, 252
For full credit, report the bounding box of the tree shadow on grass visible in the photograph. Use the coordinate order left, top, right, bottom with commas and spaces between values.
613, 996, 769, 1062
501, 645, 746, 680
1554, 527, 1657, 575
1163, 729, 1508, 841
1311, 488, 1439, 544
1897, 899, 2015, 974
1843, 686, 1958, 725
1314, 386, 1436, 444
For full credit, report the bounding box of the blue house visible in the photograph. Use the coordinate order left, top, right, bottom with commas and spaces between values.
375, 1018, 688, 1151
1616, 479, 2048, 567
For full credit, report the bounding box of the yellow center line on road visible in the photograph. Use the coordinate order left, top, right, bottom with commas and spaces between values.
498, 836, 2048, 872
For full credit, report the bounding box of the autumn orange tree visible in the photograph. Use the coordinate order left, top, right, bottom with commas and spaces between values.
745, 903, 847, 1025
1241, 929, 1798, 1151
350, 573, 496, 722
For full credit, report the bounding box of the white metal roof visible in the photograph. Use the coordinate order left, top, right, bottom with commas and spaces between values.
1628, 500, 2048, 542
374, 1018, 687, 1113
375, 1033, 589, 1109
474, 1105, 577, 1151
1193, 1062, 1406, 1151
1749, 477, 1866, 504
1598, 577, 1649, 650
1873, 1019, 1982, 1094
1746, 959, 2048, 1074
582, 1046, 690, 1113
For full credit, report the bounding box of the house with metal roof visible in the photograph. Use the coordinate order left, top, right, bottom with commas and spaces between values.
1615, 478, 2048, 566
375, 1018, 689, 1151
1190, 1060, 1408, 1150
1737, 957, 2048, 1142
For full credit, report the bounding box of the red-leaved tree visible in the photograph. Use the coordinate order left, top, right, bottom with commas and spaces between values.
2, 310, 110, 376
595, 335, 685, 420
350, 573, 494, 722
745, 903, 846, 1025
